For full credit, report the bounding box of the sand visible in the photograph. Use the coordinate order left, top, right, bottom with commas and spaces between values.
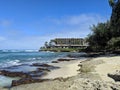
1, 56, 120, 90
42, 60, 84, 79
95, 56, 120, 82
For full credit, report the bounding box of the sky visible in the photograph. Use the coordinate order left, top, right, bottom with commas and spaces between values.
0, 0, 112, 49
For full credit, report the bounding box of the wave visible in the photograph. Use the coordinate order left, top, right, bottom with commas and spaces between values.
24, 50, 38, 52
0, 57, 42, 68
0, 49, 38, 53
0, 60, 22, 68
27, 57, 41, 61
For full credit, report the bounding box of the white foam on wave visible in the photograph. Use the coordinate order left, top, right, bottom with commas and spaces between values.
0, 59, 22, 68
24, 49, 38, 52
0, 49, 38, 53
8, 60, 21, 65
27, 57, 41, 60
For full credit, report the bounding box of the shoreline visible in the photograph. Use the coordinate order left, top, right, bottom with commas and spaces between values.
0, 57, 86, 88
42, 59, 86, 79
1, 55, 120, 90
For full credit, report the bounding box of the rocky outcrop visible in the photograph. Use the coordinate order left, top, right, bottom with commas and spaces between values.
12, 78, 49, 86
72, 79, 120, 90
0, 70, 31, 78
108, 70, 120, 81
57, 58, 76, 61
51, 58, 76, 63
11, 78, 120, 90
32, 63, 52, 67
51, 61, 59, 63
0, 63, 60, 87
0, 63, 58, 78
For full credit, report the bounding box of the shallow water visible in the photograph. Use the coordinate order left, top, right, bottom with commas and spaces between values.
0, 50, 70, 68
0, 75, 20, 87
0, 50, 85, 87
3, 65, 38, 73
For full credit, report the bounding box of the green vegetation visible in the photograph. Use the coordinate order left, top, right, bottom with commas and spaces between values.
87, 21, 111, 51
41, 0, 120, 53
109, 0, 116, 7
107, 37, 120, 50
40, 47, 84, 52
86, 0, 120, 52
40, 38, 87, 52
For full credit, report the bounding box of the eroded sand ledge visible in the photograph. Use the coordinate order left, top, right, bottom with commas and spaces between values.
1, 56, 120, 90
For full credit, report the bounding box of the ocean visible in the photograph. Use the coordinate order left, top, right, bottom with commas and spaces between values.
0, 50, 71, 68
0, 50, 80, 87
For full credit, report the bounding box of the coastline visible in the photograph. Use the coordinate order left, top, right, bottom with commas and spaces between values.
0, 57, 86, 90
42, 59, 86, 79
1, 55, 120, 90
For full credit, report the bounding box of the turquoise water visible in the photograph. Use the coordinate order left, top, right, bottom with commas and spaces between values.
0, 50, 73, 87
0, 50, 71, 68
0, 50, 84, 87
0, 75, 20, 88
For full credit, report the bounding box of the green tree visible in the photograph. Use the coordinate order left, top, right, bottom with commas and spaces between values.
108, 0, 116, 7
107, 37, 120, 50
87, 22, 111, 51
110, 0, 120, 37
86, 0, 120, 52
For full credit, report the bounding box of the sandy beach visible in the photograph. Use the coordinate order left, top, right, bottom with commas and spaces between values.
42, 59, 84, 79
1, 55, 120, 90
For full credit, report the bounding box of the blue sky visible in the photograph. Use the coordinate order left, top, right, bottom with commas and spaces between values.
0, 0, 111, 49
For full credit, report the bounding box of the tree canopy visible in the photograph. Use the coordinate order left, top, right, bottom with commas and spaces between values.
87, 0, 120, 52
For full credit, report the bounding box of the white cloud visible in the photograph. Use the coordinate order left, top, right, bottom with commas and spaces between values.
51, 14, 107, 25
0, 36, 47, 49
0, 14, 109, 49
49, 14, 108, 38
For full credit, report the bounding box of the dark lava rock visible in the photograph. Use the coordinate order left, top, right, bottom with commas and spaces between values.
0, 63, 59, 79
0, 63, 61, 87
12, 78, 49, 86
28, 71, 48, 78
32, 63, 60, 70
51, 61, 59, 63
57, 58, 76, 62
1, 68, 50, 78
108, 70, 120, 81
32, 63, 52, 67
0, 70, 31, 78
37, 68, 50, 72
